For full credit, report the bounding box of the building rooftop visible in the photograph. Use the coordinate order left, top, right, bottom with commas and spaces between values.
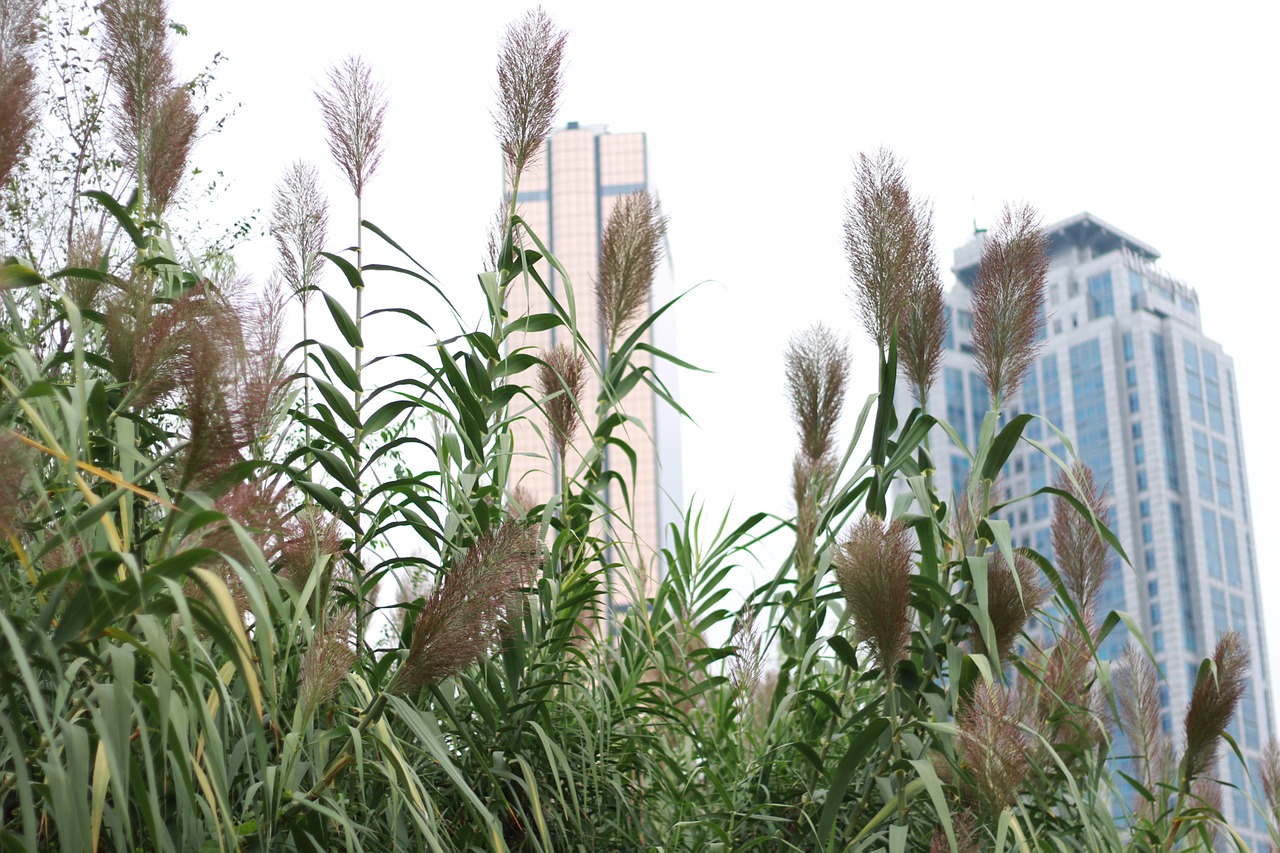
954, 211, 1161, 286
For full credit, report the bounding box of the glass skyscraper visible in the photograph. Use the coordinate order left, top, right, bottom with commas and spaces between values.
926, 212, 1272, 838
504, 123, 681, 605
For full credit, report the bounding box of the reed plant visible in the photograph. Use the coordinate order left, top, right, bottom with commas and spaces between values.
0, 3, 1273, 851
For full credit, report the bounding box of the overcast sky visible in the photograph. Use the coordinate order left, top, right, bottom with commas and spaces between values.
172, 0, 1280, 711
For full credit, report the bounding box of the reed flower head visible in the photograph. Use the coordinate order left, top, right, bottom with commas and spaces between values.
843, 148, 932, 356
299, 614, 355, 719
316, 55, 386, 201
1182, 630, 1248, 782
394, 523, 541, 693
270, 160, 329, 304
729, 605, 763, 717
279, 506, 343, 590
0, 431, 33, 538
536, 342, 587, 461
1051, 463, 1111, 619
785, 323, 849, 464
101, 0, 197, 214
971, 203, 1048, 404
1115, 644, 1172, 804
0, 0, 39, 190
958, 681, 1028, 821
929, 811, 979, 853
1035, 620, 1106, 751
597, 190, 668, 348
1260, 739, 1280, 818
975, 549, 1047, 662
495, 7, 566, 181
833, 514, 914, 674
898, 227, 946, 404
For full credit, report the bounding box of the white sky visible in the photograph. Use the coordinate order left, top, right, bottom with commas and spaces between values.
172, 1, 1280, 715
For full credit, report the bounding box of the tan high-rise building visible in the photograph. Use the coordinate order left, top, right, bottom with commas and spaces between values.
505, 123, 680, 608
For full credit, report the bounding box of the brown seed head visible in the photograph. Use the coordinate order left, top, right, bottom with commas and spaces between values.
784, 323, 849, 464
729, 605, 763, 717
394, 523, 542, 693
279, 506, 343, 590
1260, 739, 1280, 817
958, 681, 1028, 821
975, 549, 1047, 662
270, 161, 329, 303
299, 613, 355, 719
316, 55, 386, 201
0, 431, 33, 538
143, 85, 197, 213
971, 203, 1048, 405
1115, 645, 1173, 809
536, 342, 587, 461
1035, 619, 1107, 751
897, 219, 946, 405
597, 190, 668, 347
1051, 463, 1111, 619
0, 0, 39, 190
495, 7, 566, 181
1183, 631, 1249, 782
792, 453, 837, 578
101, 0, 196, 214
843, 148, 932, 356
833, 514, 914, 674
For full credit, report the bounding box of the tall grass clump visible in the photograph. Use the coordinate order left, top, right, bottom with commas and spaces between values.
0, 4, 1270, 851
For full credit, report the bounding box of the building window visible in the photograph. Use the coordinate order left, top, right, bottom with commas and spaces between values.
1142, 522, 1153, 545
1203, 509, 1222, 580
1070, 339, 1113, 489
1212, 438, 1232, 509
1150, 602, 1162, 625
958, 309, 973, 331
1140, 500, 1150, 518
1132, 421, 1143, 439
1212, 587, 1228, 637
1122, 332, 1134, 361
1134, 444, 1145, 465
1145, 549, 1156, 571
945, 368, 967, 444
1152, 630, 1164, 653
969, 371, 987, 445
1137, 470, 1148, 491
1202, 350, 1225, 432
1126, 366, 1138, 388
1222, 517, 1241, 588
1193, 431, 1213, 500
1184, 341, 1205, 424
1128, 392, 1140, 413
1151, 334, 1180, 493
1087, 271, 1115, 319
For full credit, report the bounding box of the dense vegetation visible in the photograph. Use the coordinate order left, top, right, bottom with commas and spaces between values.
2, 2, 1279, 850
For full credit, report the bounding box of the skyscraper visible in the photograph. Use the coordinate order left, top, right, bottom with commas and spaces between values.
926, 212, 1272, 839
504, 122, 681, 605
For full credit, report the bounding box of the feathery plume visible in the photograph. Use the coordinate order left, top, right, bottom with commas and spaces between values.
833, 514, 914, 674
1035, 620, 1106, 751
1182, 631, 1249, 782
958, 681, 1028, 821
1260, 739, 1280, 820
1115, 645, 1173, 811
597, 190, 668, 348
970, 203, 1048, 404
729, 605, 763, 717
929, 811, 979, 853
298, 614, 355, 719
792, 454, 835, 579
315, 55, 386, 201
785, 323, 849, 464
897, 220, 947, 404
975, 549, 1047, 662
143, 86, 197, 212
508, 484, 538, 518
65, 228, 106, 312
0, 431, 33, 538
1051, 463, 1111, 619
279, 506, 343, 590
495, 7, 566, 181
536, 342, 587, 461
393, 523, 541, 693
843, 148, 931, 356
101, 0, 198, 214
0, 0, 39, 190
270, 161, 329, 303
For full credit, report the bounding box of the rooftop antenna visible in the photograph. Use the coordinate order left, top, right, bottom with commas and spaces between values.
972, 193, 987, 235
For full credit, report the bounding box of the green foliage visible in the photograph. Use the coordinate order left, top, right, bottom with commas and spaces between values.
0, 5, 1272, 852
